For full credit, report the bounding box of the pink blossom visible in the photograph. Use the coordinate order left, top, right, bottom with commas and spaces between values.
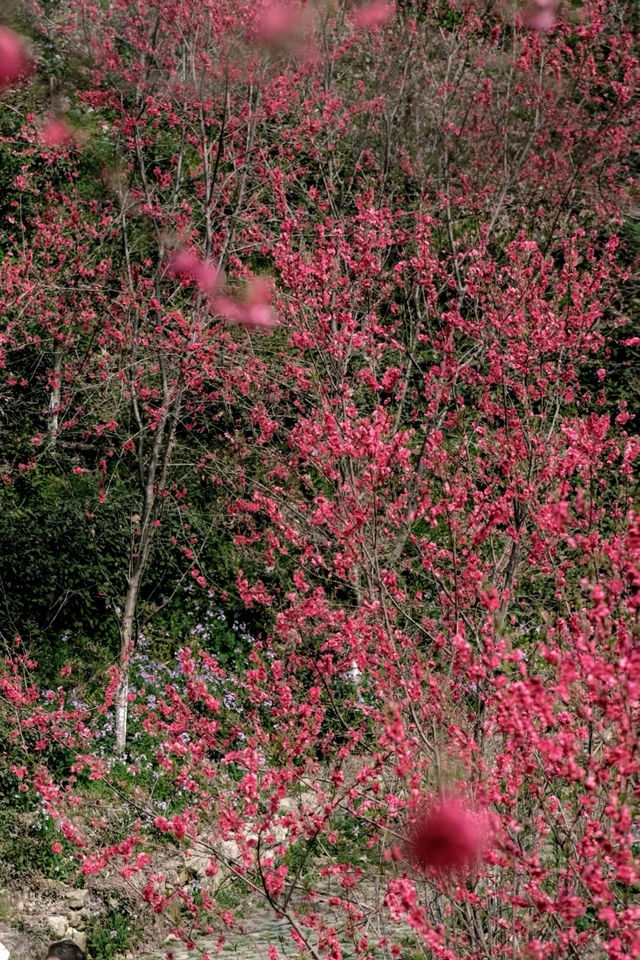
212, 277, 278, 330
480, 587, 500, 611
523, 0, 559, 31
352, 1, 394, 30
254, 2, 304, 47
41, 115, 74, 147
210, 294, 245, 325
243, 277, 278, 328
0, 28, 32, 90
168, 249, 220, 296
407, 797, 486, 876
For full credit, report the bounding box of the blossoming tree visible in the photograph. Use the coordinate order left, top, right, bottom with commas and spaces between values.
0, 1, 638, 959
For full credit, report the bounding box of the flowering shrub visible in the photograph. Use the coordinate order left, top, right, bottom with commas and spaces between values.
0, 0, 638, 959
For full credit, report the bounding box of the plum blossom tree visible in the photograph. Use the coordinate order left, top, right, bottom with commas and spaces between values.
0, 0, 639, 958
1, 0, 287, 750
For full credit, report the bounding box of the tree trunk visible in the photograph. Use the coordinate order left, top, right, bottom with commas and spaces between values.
114, 570, 141, 754
113, 380, 182, 753
48, 345, 62, 436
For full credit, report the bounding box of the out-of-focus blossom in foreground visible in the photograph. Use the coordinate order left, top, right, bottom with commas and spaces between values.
40, 115, 75, 148
251, 0, 313, 56
352, 1, 395, 30
523, 0, 559, 31
406, 797, 488, 876
0, 27, 32, 90
168, 249, 220, 297
212, 277, 278, 330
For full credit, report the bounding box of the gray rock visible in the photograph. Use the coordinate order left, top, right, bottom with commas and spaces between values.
66, 931, 86, 953
66, 889, 89, 909
214, 838, 241, 863
184, 850, 209, 880
46, 917, 69, 939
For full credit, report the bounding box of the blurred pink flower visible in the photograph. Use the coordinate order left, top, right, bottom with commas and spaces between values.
41, 115, 74, 147
168, 249, 220, 295
212, 277, 278, 330
0, 27, 32, 90
406, 797, 487, 876
210, 294, 245, 325
524, 0, 559, 31
352, 1, 394, 30
244, 277, 278, 328
255, 1, 304, 46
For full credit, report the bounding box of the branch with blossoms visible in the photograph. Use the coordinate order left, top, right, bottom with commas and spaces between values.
0, 0, 638, 958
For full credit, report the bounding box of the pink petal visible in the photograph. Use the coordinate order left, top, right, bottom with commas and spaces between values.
168, 249, 200, 276
243, 303, 278, 329
41, 116, 73, 147
254, 1, 304, 46
524, 0, 559, 30
211, 280, 278, 329
352, 1, 394, 30
168, 250, 219, 294
193, 260, 220, 294
245, 276, 274, 307
407, 798, 487, 876
210, 295, 245, 324
0, 27, 32, 90
243, 277, 278, 327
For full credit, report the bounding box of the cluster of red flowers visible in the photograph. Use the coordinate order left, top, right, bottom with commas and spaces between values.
0, 0, 638, 958
168, 251, 278, 329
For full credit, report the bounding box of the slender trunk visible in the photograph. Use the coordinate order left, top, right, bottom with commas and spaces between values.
114, 568, 142, 754
113, 381, 183, 753
48, 345, 62, 436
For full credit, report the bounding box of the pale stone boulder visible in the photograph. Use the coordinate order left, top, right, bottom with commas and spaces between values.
46, 917, 69, 940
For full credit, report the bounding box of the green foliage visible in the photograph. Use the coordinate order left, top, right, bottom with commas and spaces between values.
0, 467, 125, 684
0, 805, 76, 882
145, 597, 248, 669
213, 878, 250, 912
85, 896, 137, 960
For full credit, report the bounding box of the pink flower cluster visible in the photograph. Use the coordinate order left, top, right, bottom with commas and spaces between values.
523, 0, 559, 31
406, 797, 488, 876
0, 27, 32, 90
168, 249, 278, 330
